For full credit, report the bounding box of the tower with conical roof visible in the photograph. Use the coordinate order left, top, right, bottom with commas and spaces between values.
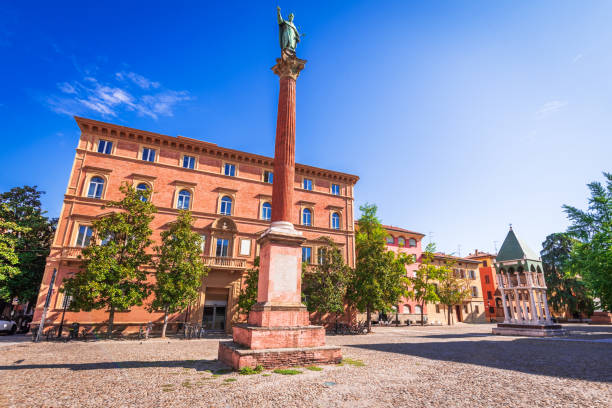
492, 227, 566, 336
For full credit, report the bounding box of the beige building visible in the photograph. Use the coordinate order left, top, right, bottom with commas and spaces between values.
426, 253, 487, 325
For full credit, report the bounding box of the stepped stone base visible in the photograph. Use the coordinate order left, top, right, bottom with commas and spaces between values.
219, 341, 341, 369
492, 323, 567, 337
589, 311, 612, 325
233, 324, 325, 350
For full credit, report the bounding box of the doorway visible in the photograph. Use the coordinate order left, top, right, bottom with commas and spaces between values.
455, 305, 462, 322
202, 287, 229, 332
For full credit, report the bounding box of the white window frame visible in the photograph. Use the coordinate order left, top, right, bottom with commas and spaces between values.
303, 178, 313, 191
182, 155, 196, 169
75, 224, 93, 247
223, 163, 236, 177
141, 147, 157, 162
331, 183, 340, 195
97, 139, 113, 155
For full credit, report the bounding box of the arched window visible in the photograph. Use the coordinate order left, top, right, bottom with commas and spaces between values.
302, 208, 312, 226
177, 190, 191, 210
404, 304, 411, 314
398, 237, 405, 247
408, 238, 417, 247
331, 212, 340, 230
414, 305, 422, 314
87, 176, 105, 199
220, 196, 232, 215
386, 236, 394, 244
262, 202, 272, 220
136, 183, 149, 202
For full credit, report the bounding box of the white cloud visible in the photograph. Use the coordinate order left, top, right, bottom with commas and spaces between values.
536, 100, 568, 118
47, 70, 191, 120
572, 53, 583, 63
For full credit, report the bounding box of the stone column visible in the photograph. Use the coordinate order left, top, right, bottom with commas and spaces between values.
498, 274, 510, 323
528, 289, 538, 324
541, 290, 552, 323
521, 291, 530, 323
513, 289, 524, 321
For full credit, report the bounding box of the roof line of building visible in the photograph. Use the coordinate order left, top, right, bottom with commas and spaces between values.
382, 224, 426, 237
74, 116, 360, 183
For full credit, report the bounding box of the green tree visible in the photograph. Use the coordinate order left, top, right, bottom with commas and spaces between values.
63, 184, 156, 337
236, 257, 259, 316
302, 238, 352, 324
0, 205, 28, 302
150, 211, 208, 338
541, 233, 594, 318
348, 204, 411, 332
0, 186, 56, 305
436, 261, 471, 325
408, 243, 441, 325
563, 172, 612, 312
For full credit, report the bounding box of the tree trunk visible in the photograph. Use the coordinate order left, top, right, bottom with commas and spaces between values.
447, 305, 451, 325
366, 306, 372, 333
108, 306, 115, 338
161, 307, 169, 338
420, 300, 425, 326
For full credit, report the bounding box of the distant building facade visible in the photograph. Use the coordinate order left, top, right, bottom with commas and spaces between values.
466, 250, 502, 322
33, 117, 358, 334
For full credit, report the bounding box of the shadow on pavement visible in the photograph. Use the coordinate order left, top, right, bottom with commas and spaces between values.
345, 338, 612, 383
0, 359, 230, 372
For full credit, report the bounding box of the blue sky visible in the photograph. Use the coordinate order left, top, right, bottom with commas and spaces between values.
1, 1, 611, 255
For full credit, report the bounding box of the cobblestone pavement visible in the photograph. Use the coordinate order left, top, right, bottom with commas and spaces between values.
1, 324, 610, 407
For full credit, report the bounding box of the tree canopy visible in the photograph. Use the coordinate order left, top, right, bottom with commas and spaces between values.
563, 172, 612, 311
236, 257, 259, 316
409, 243, 442, 325
63, 184, 156, 336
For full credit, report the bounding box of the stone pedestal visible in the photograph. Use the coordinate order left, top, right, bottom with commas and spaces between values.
590, 311, 612, 325
492, 323, 567, 337
218, 52, 341, 370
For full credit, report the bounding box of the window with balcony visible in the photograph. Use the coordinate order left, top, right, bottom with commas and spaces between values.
98, 139, 113, 154
331, 212, 340, 230
183, 155, 196, 169
76, 225, 93, 247
177, 190, 191, 210
263, 170, 273, 183
87, 177, 105, 199
220, 196, 233, 215
216, 238, 229, 257
303, 178, 312, 190
331, 183, 340, 195
223, 163, 236, 176
142, 147, 156, 162
262, 202, 271, 220
302, 247, 312, 263
302, 208, 312, 226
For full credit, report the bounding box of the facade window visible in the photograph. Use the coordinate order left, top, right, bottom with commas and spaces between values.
183, 155, 196, 169
331, 184, 340, 195
415, 305, 422, 314
177, 190, 191, 210
317, 247, 327, 264
469, 270, 476, 279
489, 306, 495, 314
302, 208, 312, 226
471, 286, 478, 297
386, 236, 394, 244
301, 247, 312, 263
142, 147, 156, 162
404, 305, 411, 314
87, 177, 105, 199
303, 178, 312, 190
261, 202, 272, 220
487, 291, 492, 300
435, 304, 440, 313
483, 260, 488, 267
220, 196, 233, 215
263, 171, 273, 183
97, 139, 113, 154
216, 238, 229, 257
485, 275, 490, 284
464, 304, 468, 313
408, 238, 417, 247
331, 212, 340, 230
460, 269, 466, 278
223, 163, 236, 176
136, 183, 149, 202
398, 237, 405, 247
76, 225, 93, 247
200, 235, 207, 252
61, 294, 73, 309
474, 305, 479, 314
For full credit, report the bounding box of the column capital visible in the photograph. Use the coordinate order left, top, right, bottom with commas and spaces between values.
272, 51, 307, 80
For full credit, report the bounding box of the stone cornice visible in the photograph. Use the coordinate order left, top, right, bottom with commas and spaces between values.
82, 165, 113, 174
74, 116, 359, 184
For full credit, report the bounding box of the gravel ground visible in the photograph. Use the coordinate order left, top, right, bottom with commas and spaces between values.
1, 323, 610, 407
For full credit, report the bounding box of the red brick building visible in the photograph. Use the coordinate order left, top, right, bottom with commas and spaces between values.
465, 250, 501, 322
33, 117, 358, 334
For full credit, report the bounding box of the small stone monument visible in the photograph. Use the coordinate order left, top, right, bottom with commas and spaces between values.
492, 227, 567, 337
218, 8, 341, 369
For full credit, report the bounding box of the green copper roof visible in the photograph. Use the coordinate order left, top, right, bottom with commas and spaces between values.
496, 228, 539, 262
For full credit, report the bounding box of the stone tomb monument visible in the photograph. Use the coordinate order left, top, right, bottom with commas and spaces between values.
218, 8, 342, 369
492, 227, 567, 337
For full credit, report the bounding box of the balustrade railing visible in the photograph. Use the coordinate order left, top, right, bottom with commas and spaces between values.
202, 256, 247, 269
